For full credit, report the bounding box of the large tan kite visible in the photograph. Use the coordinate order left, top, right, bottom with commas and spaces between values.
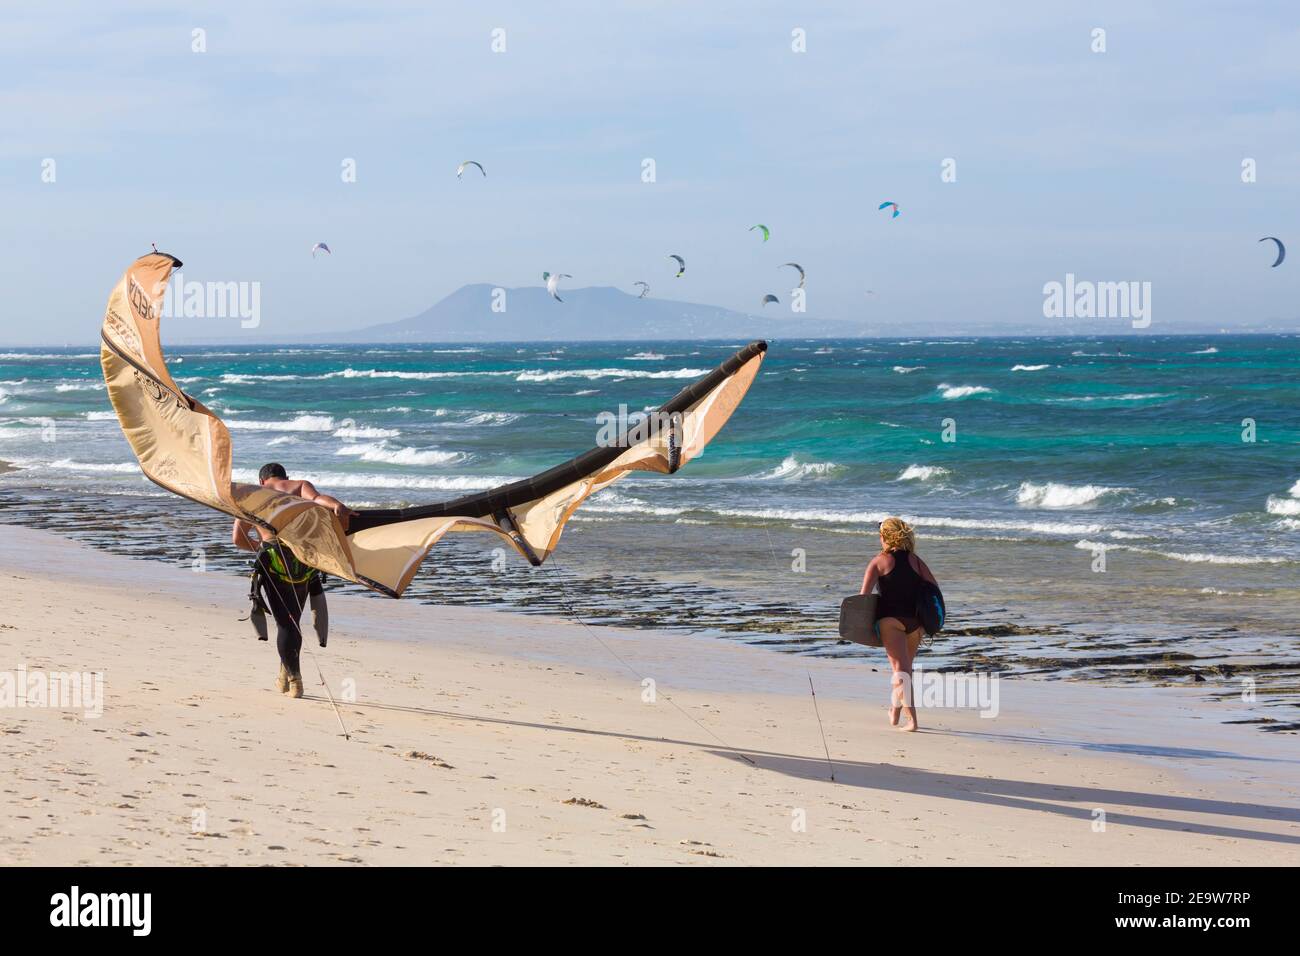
100, 251, 767, 597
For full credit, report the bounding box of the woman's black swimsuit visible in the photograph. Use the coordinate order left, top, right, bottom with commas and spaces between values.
875, 548, 923, 634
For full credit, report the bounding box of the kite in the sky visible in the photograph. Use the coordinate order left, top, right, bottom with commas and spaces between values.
457, 160, 486, 179
761, 294, 779, 307
545, 272, 571, 302
750, 224, 770, 242
98, 251, 768, 599
633, 281, 650, 298
780, 262, 805, 288
1259, 236, 1286, 267
668, 254, 686, 277
311, 242, 331, 258
878, 201, 900, 219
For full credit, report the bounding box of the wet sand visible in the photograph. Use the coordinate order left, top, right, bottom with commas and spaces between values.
1, 525, 1296, 865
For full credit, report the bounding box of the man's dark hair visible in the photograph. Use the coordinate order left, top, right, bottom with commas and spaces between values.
258, 462, 288, 483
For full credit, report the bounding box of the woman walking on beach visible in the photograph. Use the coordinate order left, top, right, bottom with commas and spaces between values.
860, 517, 939, 732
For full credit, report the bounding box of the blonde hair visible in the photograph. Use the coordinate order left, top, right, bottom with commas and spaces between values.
879, 517, 916, 552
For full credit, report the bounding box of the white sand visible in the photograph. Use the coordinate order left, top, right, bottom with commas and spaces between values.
1, 525, 1296, 865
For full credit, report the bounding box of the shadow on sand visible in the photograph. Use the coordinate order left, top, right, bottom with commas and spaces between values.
937, 728, 1300, 764
317, 695, 1300, 846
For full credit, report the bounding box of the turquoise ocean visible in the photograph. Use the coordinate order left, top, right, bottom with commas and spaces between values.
1, 335, 1297, 728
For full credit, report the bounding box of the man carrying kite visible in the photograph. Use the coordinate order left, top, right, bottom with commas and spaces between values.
232, 463, 355, 698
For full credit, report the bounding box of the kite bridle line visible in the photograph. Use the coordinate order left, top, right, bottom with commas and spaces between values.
264, 536, 351, 741
544, 559, 757, 768
807, 672, 836, 783
761, 520, 837, 783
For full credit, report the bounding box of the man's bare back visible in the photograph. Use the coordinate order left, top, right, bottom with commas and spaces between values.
232, 464, 357, 552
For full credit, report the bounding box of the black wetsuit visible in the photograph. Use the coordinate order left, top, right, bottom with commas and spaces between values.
255, 544, 322, 675
875, 548, 924, 634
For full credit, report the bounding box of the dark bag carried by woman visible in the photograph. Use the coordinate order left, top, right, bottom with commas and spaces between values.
915, 580, 946, 637
838, 593, 881, 646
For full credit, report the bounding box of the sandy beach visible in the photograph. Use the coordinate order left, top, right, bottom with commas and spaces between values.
1, 524, 1296, 866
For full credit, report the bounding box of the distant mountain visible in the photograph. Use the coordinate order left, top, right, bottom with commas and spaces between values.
329, 284, 868, 342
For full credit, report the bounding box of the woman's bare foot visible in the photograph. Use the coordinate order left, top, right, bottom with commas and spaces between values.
889, 672, 907, 726
900, 707, 918, 732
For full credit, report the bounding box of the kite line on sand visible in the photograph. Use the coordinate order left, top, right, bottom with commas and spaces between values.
546, 560, 758, 768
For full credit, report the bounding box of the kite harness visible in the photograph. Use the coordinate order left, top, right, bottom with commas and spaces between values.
243, 542, 328, 651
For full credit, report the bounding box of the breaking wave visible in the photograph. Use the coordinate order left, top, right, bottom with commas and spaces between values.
1016, 482, 1129, 509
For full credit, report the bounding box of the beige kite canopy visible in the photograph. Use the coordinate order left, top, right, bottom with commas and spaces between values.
100, 251, 768, 597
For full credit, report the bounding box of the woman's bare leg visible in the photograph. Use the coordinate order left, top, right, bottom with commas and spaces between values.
899, 628, 924, 731
879, 618, 912, 726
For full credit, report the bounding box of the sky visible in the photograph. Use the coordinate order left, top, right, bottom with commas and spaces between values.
2, 0, 1298, 343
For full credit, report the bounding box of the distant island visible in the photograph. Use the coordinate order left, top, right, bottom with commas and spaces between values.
324, 284, 868, 343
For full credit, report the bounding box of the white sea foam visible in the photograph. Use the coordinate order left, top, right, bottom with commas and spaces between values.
267, 435, 300, 446
516, 367, 708, 383
324, 368, 517, 381
46, 459, 141, 473
1016, 481, 1128, 509
84, 411, 118, 421
1075, 540, 1287, 565
219, 373, 302, 384
1011, 364, 1050, 371
54, 381, 104, 392
1266, 495, 1300, 516
230, 468, 506, 493
892, 366, 924, 374
937, 383, 993, 399
333, 425, 400, 439
897, 465, 950, 482
709, 504, 1105, 537
413, 348, 481, 354
623, 352, 666, 361
1048, 393, 1169, 404
752, 455, 844, 481
334, 443, 463, 466
226, 415, 335, 432
433, 411, 522, 428
583, 490, 686, 517
0, 352, 97, 360
1190, 347, 1219, 355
